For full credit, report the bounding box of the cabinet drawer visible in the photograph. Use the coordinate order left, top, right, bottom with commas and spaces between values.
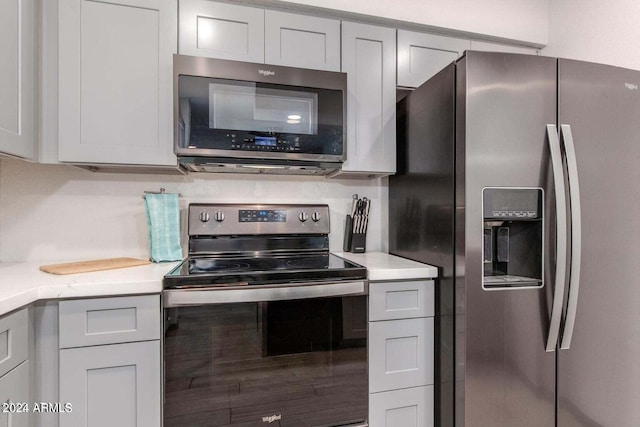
369, 280, 434, 321
369, 385, 434, 427
59, 296, 160, 348
369, 317, 434, 393
0, 308, 28, 379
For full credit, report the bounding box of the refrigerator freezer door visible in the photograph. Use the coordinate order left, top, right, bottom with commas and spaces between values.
458, 52, 557, 427
557, 59, 640, 426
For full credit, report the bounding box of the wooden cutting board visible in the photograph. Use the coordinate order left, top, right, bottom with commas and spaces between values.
39, 257, 151, 275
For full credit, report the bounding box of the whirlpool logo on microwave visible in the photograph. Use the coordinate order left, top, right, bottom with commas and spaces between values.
259, 69, 276, 77
262, 414, 282, 423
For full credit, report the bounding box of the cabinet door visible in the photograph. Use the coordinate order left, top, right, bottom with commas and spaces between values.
58, 0, 177, 166
0, 0, 36, 159
369, 317, 434, 393
397, 30, 469, 88
265, 10, 340, 71
179, 0, 264, 62
0, 308, 28, 379
0, 362, 30, 427
470, 40, 539, 55
340, 22, 396, 176
369, 385, 434, 427
59, 340, 160, 427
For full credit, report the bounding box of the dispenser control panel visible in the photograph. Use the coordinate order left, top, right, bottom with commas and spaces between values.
482, 187, 544, 291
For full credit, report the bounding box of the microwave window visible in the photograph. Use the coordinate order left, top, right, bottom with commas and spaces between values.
177, 75, 344, 157
209, 82, 318, 135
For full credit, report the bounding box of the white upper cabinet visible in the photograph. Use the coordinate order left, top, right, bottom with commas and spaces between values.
397, 30, 470, 88
470, 40, 540, 55
179, 0, 265, 62
179, 2, 341, 72
339, 22, 396, 177
265, 10, 340, 71
58, 0, 177, 166
0, 0, 37, 160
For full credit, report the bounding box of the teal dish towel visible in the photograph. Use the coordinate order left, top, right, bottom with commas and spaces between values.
144, 194, 182, 262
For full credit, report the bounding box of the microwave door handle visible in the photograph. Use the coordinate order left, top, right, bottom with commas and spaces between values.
545, 124, 568, 352
559, 124, 582, 350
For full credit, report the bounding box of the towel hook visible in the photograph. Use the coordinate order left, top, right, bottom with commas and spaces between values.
142, 188, 181, 199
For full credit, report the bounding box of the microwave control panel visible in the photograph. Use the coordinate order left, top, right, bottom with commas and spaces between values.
229, 135, 301, 152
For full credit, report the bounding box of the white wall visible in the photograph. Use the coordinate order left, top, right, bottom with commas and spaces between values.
277, 0, 549, 46
0, 159, 385, 262
544, 0, 640, 70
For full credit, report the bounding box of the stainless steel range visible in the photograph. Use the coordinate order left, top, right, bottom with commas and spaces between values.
163, 204, 368, 427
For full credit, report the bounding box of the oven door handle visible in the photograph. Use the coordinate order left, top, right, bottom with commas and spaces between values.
163, 280, 368, 307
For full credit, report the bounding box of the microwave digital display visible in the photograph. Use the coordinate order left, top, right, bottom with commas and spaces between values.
255, 136, 277, 147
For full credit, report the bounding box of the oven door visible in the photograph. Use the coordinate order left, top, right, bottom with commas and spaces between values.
163, 284, 368, 427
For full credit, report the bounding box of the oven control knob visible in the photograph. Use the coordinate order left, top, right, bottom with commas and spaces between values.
214, 211, 225, 222
298, 211, 309, 222
311, 212, 321, 222
199, 211, 210, 223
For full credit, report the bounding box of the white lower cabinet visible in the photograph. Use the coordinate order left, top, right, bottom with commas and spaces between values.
59, 341, 160, 427
58, 295, 161, 427
370, 385, 434, 427
0, 309, 29, 379
0, 307, 30, 427
369, 317, 434, 393
369, 280, 434, 427
0, 361, 30, 427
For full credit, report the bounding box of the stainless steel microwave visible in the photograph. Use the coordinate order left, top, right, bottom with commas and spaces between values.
173, 55, 347, 174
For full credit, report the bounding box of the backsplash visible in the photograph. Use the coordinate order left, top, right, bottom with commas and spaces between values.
0, 159, 387, 262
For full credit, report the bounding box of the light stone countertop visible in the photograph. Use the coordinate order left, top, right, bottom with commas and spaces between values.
334, 252, 438, 281
0, 261, 179, 316
0, 252, 437, 317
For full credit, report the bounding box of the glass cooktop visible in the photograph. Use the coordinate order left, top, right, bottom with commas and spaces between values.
163, 252, 366, 289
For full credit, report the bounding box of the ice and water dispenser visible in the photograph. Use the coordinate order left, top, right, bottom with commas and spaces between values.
482, 188, 543, 290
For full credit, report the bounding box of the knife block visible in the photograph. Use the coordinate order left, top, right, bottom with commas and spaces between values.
343, 215, 367, 253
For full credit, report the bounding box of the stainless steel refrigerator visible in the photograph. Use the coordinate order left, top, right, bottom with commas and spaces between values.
389, 51, 640, 427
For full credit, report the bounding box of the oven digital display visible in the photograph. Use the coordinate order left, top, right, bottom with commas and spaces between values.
239, 209, 287, 222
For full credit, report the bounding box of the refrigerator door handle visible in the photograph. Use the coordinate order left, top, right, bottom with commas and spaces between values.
559, 124, 582, 350
545, 124, 568, 352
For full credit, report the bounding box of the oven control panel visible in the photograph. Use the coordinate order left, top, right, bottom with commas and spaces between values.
189, 204, 330, 235
239, 209, 287, 223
